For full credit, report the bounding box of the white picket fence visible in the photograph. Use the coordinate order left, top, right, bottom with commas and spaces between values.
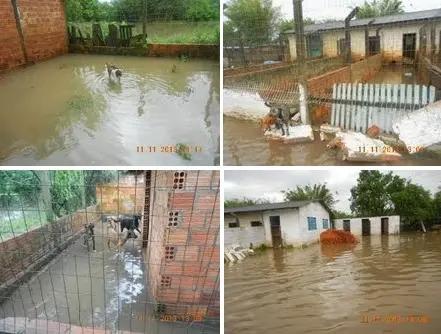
330, 83, 436, 134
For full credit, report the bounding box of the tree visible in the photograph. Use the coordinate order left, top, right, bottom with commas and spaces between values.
333, 210, 355, 219
355, 0, 404, 19
278, 17, 315, 35
224, 197, 272, 208
224, 0, 283, 46
282, 183, 337, 209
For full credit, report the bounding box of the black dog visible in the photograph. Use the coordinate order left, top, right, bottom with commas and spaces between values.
83, 222, 96, 251
118, 215, 142, 239
265, 102, 299, 136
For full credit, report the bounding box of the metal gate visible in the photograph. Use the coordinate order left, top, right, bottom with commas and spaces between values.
0, 170, 220, 333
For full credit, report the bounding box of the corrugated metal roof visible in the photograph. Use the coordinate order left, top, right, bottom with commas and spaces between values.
225, 200, 329, 214
285, 8, 441, 34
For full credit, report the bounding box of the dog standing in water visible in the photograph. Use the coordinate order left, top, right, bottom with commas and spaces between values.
105, 62, 122, 82
106, 217, 130, 249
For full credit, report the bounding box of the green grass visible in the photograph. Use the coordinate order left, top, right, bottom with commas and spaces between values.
253, 244, 268, 253
175, 143, 192, 161
0, 211, 47, 241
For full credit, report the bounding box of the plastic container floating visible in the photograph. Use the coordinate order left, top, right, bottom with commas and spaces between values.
320, 230, 359, 244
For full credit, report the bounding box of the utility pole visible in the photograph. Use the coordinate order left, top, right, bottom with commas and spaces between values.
142, 0, 147, 35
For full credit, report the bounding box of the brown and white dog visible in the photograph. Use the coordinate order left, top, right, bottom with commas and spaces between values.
105, 62, 122, 82
105, 217, 129, 249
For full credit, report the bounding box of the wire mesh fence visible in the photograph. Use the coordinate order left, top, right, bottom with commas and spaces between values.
223, 0, 441, 165
0, 170, 220, 334
67, 0, 220, 46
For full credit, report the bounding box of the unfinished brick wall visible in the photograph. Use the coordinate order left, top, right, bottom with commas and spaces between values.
0, 205, 99, 288
146, 170, 220, 318
96, 174, 145, 215
0, 0, 68, 74
0, 0, 25, 73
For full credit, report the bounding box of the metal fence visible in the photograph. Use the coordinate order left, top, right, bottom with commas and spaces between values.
0, 170, 220, 334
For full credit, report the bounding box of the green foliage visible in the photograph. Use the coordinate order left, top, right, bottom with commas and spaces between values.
333, 210, 355, 219
224, 197, 272, 208
253, 244, 268, 252
0, 171, 41, 208
65, 0, 219, 22
176, 143, 192, 161
278, 17, 316, 35
282, 183, 337, 209
355, 0, 404, 19
350, 171, 435, 227
146, 25, 219, 44
224, 0, 283, 46
185, 0, 220, 21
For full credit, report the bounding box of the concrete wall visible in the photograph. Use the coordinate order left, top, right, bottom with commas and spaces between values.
224, 212, 266, 248
295, 202, 331, 245
334, 215, 400, 235
0, 205, 99, 290
147, 171, 220, 318
96, 174, 145, 215
0, 0, 68, 74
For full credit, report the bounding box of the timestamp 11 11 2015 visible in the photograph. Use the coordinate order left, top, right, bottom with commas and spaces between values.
136, 145, 202, 153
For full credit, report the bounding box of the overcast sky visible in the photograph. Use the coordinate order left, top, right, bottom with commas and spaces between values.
224, 170, 441, 212
224, 0, 440, 21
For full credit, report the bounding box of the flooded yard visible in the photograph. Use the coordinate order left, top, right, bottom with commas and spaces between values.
225, 233, 441, 334
0, 54, 220, 166
223, 117, 441, 166
0, 222, 218, 334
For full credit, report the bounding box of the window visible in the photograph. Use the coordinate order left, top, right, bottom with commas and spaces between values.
307, 217, 317, 230
250, 221, 262, 227
228, 222, 239, 228
323, 218, 329, 229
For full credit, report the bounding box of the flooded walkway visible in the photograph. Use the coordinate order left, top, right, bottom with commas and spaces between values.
0, 54, 220, 166
225, 233, 441, 334
0, 223, 218, 333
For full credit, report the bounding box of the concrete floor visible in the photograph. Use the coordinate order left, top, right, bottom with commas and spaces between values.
0, 223, 219, 334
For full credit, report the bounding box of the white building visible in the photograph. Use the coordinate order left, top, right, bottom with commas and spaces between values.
224, 200, 333, 248
334, 215, 400, 235
284, 8, 441, 63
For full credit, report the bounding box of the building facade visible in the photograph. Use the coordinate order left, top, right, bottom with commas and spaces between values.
334, 215, 400, 235
225, 200, 332, 248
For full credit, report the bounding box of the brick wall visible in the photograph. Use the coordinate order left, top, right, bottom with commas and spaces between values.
0, 0, 68, 74
0, 0, 25, 72
0, 205, 99, 290
146, 171, 220, 318
96, 174, 145, 215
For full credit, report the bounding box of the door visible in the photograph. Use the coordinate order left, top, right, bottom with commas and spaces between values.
362, 219, 371, 236
307, 34, 323, 58
368, 36, 380, 56
343, 219, 351, 232
381, 217, 389, 235
403, 33, 416, 59
269, 216, 282, 248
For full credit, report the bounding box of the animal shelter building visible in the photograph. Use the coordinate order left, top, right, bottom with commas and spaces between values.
284, 8, 441, 63
334, 215, 401, 236
224, 200, 333, 248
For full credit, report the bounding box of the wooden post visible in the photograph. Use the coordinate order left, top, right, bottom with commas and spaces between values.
293, 0, 305, 62
142, 0, 147, 35
11, 0, 29, 65
344, 7, 359, 64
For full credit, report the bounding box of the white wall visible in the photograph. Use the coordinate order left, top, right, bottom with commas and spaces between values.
379, 24, 422, 58
224, 212, 266, 248
262, 208, 300, 246
297, 202, 331, 245
334, 215, 400, 235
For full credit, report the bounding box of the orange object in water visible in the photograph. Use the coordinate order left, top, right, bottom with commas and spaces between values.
320, 230, 359, 244
367, 124, 380, 138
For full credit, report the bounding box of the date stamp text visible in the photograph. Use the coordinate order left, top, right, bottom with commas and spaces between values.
358, 146, 424, 154
360, 315, 430, 324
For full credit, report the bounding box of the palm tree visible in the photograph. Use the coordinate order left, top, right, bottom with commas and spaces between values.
355, 0, 404, 19
281, 183, 337, 209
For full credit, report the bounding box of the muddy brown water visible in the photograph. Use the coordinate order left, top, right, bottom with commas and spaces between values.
0, 222, 219, 333
223, 117, 441, 166
0, 54, 220, 166
225, 233, 441, 334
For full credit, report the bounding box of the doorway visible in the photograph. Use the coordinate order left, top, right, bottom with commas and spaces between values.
402, 33, 416, 59
381, 217, 389, 235
368, 36, 380, 56
362, 219, 371, 236
269, 216, 282, 247
343, 219, 351, 232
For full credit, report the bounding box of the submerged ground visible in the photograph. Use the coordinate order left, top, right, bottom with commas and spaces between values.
225, 233, 441, 334
0, 54, 220, 166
